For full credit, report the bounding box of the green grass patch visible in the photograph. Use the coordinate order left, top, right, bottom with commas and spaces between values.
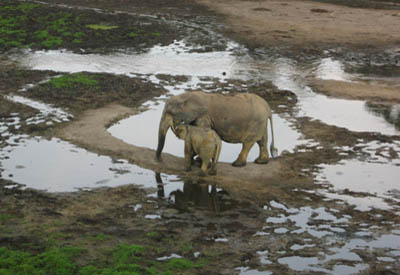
113, 244, 145, 264
86, 24, 119, 30
84, 233, 112, 242
145, 232, 159, 238
128, 32, 138, 38
74, 32, 84, 38
34, 30, 49, 40
0, 246, 83, 275
41, 36, 63, 48
164, 258, 203, 270
0, 243, 204, 274
0, 3, 39, 13
0, 214, 16, 224
0, 0, 178, 52
47, 73, 98, 89
94, 234, 111, 241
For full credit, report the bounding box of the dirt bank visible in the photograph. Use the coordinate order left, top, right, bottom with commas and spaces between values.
309, 79, 400, 103
196, 0, 400, 48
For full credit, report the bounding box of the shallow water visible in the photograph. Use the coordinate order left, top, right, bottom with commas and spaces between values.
0, 136, 156, 192
263, 200, 400, 273
316, 159, 400, 211
270, 59, 400, 136
18, 40, 238, 78
6, 95, 72, 124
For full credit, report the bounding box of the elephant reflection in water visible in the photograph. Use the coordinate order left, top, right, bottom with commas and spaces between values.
155, 173, 221, 213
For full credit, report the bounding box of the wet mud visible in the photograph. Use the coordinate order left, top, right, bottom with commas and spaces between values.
1, 0, 400, 274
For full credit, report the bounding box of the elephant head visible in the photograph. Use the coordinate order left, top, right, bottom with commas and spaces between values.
156, 92, 209, 160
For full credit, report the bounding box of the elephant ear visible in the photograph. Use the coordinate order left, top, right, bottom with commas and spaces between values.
170, 92, 208, 124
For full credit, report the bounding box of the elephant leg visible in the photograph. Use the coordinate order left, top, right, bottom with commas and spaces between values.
255, 134, 270, 164
209, 162, 217, 175
184, 142, 194, 171
199, 161, 209, 176
233, 141, 255, 167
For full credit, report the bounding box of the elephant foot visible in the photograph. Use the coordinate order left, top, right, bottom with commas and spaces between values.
232, 160, 247, 167
255, 157, 269, 164
208, 168, 217, 176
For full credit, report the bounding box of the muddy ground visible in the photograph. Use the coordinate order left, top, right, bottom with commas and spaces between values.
1, 0, 400, 274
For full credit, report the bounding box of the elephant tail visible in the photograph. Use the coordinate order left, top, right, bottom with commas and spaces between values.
269, 115, 278, 158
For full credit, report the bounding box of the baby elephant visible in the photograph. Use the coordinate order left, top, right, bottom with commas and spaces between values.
175, 125, 222, 176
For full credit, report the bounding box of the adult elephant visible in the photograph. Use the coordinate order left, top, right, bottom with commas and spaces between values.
155, 91, 278, 167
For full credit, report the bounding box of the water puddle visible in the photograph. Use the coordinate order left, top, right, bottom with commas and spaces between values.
316, 159, 400, 212
314, 57, 352, 81
0, 136, 156, 192
154, 174, 253, 213
236, 267, 272, 275
16, 40, 238, 78
6, 95, 72, 124
264, 205, 349, 238
270, 59, 400, 135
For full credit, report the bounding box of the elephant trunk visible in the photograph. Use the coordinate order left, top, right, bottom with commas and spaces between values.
156, 112, 174, 161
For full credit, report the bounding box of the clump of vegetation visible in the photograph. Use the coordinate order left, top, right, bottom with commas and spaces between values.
0, 243, 203, 274
0, 2, 38, 49
146, 231, 160, 239
47, 73, 98, 89
0, 214, 16, 224
0, 246, 83, 274
86, 24, 119, 30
